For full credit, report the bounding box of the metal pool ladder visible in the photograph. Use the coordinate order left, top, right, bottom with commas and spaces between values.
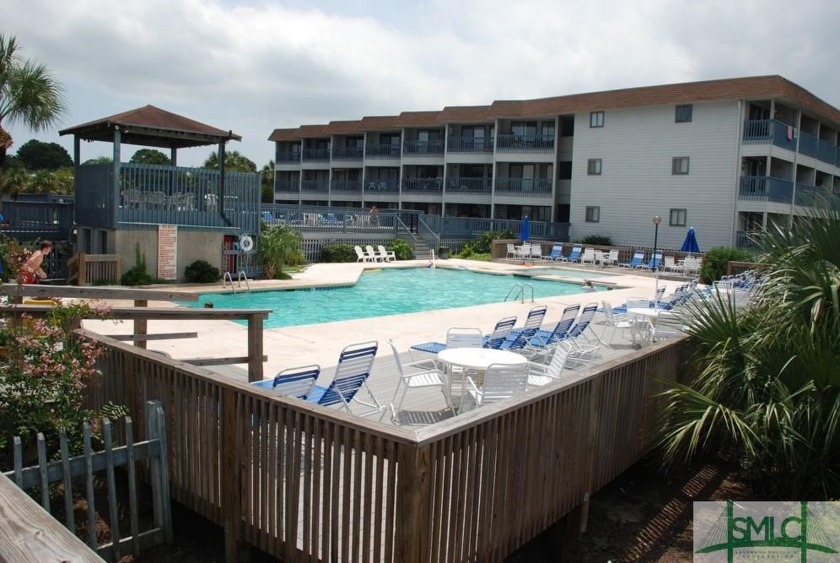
505, 283, 534, 303
223, 271, 251, 293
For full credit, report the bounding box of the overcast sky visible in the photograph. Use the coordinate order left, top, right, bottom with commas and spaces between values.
4, 0, 840, 167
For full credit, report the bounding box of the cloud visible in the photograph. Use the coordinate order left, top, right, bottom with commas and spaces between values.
3, 0, 840, 166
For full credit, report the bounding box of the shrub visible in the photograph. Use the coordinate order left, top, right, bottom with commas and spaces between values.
258, 224, 303, 278
580, 234, 613, 246
459, 230, 515, 256
184, 260, 221, 283
698, 246, 754, 284
388, 239, 413, 260
320, 244, 357, 263
121, 244, 155, 286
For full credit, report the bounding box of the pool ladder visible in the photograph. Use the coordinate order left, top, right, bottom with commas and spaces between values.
223, 271, 251, 293
505, 283, 534, 303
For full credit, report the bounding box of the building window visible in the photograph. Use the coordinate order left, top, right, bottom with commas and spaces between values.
672, 156, 690, 175
589, 111, 604, 128
587, 158, 602, 175
670, 208, 687, 226
675, 104, 693, 123
585, 206, 600, 223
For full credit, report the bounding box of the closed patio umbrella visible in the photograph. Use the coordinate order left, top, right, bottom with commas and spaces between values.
520, 216, 530, 242
679, 227, 700, 254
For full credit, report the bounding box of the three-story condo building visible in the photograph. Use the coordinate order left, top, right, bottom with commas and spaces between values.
269, 75, 840, 250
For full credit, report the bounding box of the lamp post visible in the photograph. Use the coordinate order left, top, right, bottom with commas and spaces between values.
652, 215, 661, 306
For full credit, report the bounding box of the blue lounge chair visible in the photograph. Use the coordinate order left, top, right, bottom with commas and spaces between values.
565, 303, 601, 360
638, 251, 663, 271
541, 243, 564, 261
559, 245, 582, 262
251, 364, 320, 399
620, 250, 646, 268
528, 304, 581, 347
483, 316, 518, 349
306, 341, 383, 416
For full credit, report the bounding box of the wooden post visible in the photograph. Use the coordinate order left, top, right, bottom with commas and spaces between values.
247, 312, 263, 382
394, 443, 431, 563
78, 253, 87, 286
221, 389, 244, 562
146, 401, 173, 543
134, 300, 148, 349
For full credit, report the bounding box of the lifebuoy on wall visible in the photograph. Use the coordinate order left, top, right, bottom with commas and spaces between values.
239, 234, 254, 252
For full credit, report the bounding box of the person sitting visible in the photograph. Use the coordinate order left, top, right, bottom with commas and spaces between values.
18, 241, 53, 284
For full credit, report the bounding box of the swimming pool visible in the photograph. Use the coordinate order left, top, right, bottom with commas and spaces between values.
521, 267, 618, 279
188, 267, 598, 329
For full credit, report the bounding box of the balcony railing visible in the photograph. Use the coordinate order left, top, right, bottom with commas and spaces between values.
403, 140, 444, 156
364, 180, 399, 193
495, 134, 555, 151
301, 180, 329, 193
738, 176, 793, 203
330, 179, 363, 193
735, 230, 762, 249
794, 184, 838, 207
276, 151, 301, 163
331, 146, 364, 160
275, 180, 299, 193
445, 177, 492, 193
742, 119, 796, 151
494, 177, 552, 195
402, 177, 443, 192
818, 138, 836, 164
301, 148, 330, 161
798, 131, 819, 159
446, 136, 494, 153
364, 143, 401, 158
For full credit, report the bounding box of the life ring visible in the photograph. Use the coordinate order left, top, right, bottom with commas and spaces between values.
239, 234, 254, 252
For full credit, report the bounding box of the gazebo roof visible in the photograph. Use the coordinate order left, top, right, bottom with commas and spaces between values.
59, 105, 241, 149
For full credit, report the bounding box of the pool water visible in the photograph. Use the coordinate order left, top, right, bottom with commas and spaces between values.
522, 267, 617, 279
188, 267, 598, 329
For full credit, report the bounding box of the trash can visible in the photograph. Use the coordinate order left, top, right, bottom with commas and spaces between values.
437, 246, 450, 259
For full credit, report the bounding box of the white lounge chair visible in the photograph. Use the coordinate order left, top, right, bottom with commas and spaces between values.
387, 340, 445, 417
251, 364, 320, 399
365, 245, 382, 262
581, 248, 596, 265
466, 363, 529, 407
377, 245, 396, 262
527, 344, 570, 387
355, 245, 372, 262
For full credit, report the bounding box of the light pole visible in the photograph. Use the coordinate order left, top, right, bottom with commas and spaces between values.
652, 215, 661, 306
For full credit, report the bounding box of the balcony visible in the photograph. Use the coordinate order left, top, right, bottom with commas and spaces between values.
364, 143, 401, 159
447, 136, 494, 153
330, 179, 363, 193
364, 180, 399, 193
735, 230, 762, 249
275, 180, 299, 193
738, 176, 793, 203
301, 180, 329, 193
402, 140, 444, 156
793, 184, 838, 207
331, 146, 364, 160
495, 134, 554, 152
445, 177, 492, 193
742, 119, 796, 151
494, 177, 552, 196
276, 151, 301, 163
301, 148, 330, 162
402, 177, 443, 192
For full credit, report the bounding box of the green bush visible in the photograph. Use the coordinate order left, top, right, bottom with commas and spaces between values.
121, 246, 155, 286
460, 230, 515, 256
184, 260, 221, 283
698, 246, 754, 284
580, 234, 613, 246
321, 244, 357, 263
388, 239, 413, 260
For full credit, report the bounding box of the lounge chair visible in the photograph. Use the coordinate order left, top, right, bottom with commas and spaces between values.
387, 339, 445, 416
541, 243, 563, 261
306, 341, 383, 417
365, 245, 383, 262
564, 303, 601, 361
637, 251, 663, 271
620, 250, 646, 269
559, 245, 582, 263
354, 245, 371, 263
465, 363, 529, 407
529, 245, 543, 260
251, 364, 320, 399
483, 316, 518, 349
527, 344, 571, 387
515, 243, 532, 259
377, 245, 396, 262
662, 255, 681, 272
506, 305, 548, 340
600, 302, 634, 345
522, 304, 580, 360
581, 248, 596, 265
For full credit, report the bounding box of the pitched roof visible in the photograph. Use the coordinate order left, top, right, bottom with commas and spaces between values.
59, 105, 241, 149
267, 128, 299, 142
294, 124, 329, 138
322, 120, 363, 135
437, 105, 492, 123
358, 115, 400, 131
395, 111, 442, 127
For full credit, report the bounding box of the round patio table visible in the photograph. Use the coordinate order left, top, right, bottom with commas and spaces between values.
437, 348, 527, 413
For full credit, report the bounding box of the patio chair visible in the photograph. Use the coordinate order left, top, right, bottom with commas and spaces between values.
581, 248, 596, 265
602, 249, 619, 267
377, 245, 397, 262
506, 243, 517, 259
637, 251, 663, 271
564, 303, 602, 360
354, 245, 371, 262
600, 301, 634, 346
515, 243, 532, 259
387, 339, 445, 415
522, 304, 580, 360
365, 245, 383, 262
541, 243, 563, 261
650, 311, 687, 342
662, 255, 681, 272
529, 245, 543, 260
527, 344, 571, 387
306, 341, 383, 417
251, 364, 320, 399
483, 316, 518, 349
465, 363, 529, 407
559, 245, 582, 262
620, 250, 645, 268
507, 305, 548, 339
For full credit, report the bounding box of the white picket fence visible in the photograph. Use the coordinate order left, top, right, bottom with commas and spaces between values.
2, 400, 172, 562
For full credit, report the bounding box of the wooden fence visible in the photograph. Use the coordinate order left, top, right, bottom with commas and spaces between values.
67, 253, 121, 286
80, 330, 686, 562
1, 401, 172, 562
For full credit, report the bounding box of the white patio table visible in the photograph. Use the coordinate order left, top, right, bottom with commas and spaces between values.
437, 348, 527, 413
627, 307, 662, 346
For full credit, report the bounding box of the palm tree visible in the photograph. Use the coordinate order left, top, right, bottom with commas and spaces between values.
257, 224, 302, 279
656, 204, 840, 498
261, 160, 275, 203
0, 34, 66, 167
203, 150, 257, 173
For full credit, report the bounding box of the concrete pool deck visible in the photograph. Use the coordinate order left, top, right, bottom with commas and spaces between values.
82, 259, 684, 377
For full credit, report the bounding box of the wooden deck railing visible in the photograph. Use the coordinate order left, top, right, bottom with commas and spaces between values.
67, 252, 121, 285
78, 330, 687, 563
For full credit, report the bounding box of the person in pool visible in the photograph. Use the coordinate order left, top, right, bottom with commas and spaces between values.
582, 280, 597, 293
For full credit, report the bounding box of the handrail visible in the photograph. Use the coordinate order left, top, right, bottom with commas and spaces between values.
416, 215, 441, 249
504, 283, 534, 303
237, 271, 251, 292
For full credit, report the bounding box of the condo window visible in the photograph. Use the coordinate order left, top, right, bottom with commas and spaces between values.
675, 104, 693, 123
590, 111, 604, 128
670, 208, 687, 227
672, 157, 690, 175
587, 159, 602, 175
585, 206, 600, 223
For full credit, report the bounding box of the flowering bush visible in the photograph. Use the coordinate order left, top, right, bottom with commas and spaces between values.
0, 301, 115, 466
